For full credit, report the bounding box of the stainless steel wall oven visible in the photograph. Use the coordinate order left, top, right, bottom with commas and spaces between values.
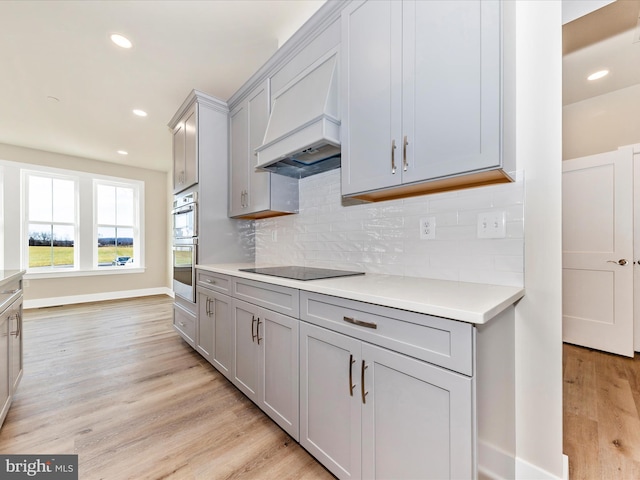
172, 192, 197, 302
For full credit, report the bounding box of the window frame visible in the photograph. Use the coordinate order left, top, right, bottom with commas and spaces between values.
22, 170, 80, 272
20, 165, 145, 278
93, 179, 142, 269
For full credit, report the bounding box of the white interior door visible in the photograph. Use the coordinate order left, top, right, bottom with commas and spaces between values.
562, 146, 634, 357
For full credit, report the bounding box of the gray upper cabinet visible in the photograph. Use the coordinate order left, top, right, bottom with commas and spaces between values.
229, 81, 299, 219
172, 102, 198, 194
341, 0, 513, 201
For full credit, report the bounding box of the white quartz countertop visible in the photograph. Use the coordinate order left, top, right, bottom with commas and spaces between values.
196, 263, 524, 325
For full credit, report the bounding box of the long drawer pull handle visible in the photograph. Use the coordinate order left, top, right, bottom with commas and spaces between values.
343, 316, 377, 329
1, 289, 19, 295
349, 354, 356, 396
361, 360, 368, 404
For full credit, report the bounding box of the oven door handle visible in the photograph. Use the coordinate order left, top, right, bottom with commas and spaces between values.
172, 204, 195, 216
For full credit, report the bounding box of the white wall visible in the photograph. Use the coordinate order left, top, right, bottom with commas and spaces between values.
564, 83, 640, 160
515, 1, 564, 478
0, 142, 171, 305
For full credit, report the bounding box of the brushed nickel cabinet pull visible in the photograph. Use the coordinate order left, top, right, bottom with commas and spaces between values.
256, 318, 262, 345
343, 316, 377, 329
1, 289, 19, 295
349, 354, 355, 396
391, 139, 397, 174
361, 360, 368, 404
251, 315, 257, 342
10, 313, 20, 337
403, 135, 408, 171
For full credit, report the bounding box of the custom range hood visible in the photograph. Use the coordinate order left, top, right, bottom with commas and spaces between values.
255, 51, 340, 179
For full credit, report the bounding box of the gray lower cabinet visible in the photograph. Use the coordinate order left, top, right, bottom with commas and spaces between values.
173, 302, 196, 347
0, 311, 9, 426
189, 272, 476, 478
232, 297, 299, 440
8, 298, 22, 397
0, 275, 23, 429
299, 292, 474, 480
196, 286, 234, 380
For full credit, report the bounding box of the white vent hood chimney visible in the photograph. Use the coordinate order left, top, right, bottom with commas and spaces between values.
255, 50, 340, 179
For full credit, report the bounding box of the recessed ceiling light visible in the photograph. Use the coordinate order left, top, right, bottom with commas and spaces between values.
110, 34, 132, 49
117, 150, 128, 155
587, 69, 609, 81
132, 109, 147, 117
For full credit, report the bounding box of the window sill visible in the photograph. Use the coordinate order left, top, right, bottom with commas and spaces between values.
25, 267, 146, 280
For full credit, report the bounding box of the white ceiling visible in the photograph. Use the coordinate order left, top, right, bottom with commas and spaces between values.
563, 0, 640, 106
0, 0, 324, 173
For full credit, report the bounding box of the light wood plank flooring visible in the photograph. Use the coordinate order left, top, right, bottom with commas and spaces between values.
0, 295, 334, 480
564, 343, 640, 479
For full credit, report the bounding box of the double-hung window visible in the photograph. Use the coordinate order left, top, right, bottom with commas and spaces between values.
21, 165, 144, 276
25, 173, 78, 270
95, 181, 139, 268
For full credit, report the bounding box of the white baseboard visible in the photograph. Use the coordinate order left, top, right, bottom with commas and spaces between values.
516, 455, 568, 480
24, 287, 174, 309
479, 442, 568, 480
478, 440, 515, 480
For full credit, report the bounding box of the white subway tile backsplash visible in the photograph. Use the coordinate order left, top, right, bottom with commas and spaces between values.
254, 169, 524, 287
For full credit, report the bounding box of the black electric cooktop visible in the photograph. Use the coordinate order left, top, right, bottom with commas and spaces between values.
239, 266, 365, 281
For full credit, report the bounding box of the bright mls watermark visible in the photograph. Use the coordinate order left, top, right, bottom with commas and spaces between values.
0, 455, 78, 479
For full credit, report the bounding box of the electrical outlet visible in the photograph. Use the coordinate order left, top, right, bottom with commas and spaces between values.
477, 210, 506, 239
419, 216, 436, 240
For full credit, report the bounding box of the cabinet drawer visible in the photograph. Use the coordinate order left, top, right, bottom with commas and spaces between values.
174, 303, 196, 346
300, 292, 473, 376
196, 270, 231, 294
232, 277, 299, 317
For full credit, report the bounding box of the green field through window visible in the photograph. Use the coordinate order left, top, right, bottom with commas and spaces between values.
28, 246, 134, 267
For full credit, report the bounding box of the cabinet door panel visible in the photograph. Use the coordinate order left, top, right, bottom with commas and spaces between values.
229, 104, 249, 217
183, 106, 198, 188
261, 308, 299, 439
0, 316, 9, 424
9, 301, 22, 394
247, 82, 271, 213
197, 290, 213, 360
172, 122, 185, 192
211, 293, 234, 380
300, 322, 361, 479
403, 0, 501, 182
233, 300, 260, 402
341, 0, 403, 195
361, 342, 474, 480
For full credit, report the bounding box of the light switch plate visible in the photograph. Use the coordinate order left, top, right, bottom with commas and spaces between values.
419, 216, 436, 240
477, 211, 506, 239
